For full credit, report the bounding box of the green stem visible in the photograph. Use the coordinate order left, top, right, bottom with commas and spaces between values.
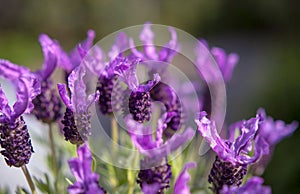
21, 165, 37, 194
111, 117, 118, 152
127, 145, 139, 194
48, 123, 58, 176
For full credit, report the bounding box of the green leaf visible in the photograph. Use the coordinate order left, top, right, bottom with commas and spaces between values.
15, 187, 30, 194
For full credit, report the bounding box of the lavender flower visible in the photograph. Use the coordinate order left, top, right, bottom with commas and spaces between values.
115, 58, 160, 123
257, 108, 298, 147
83, 33, 129, 115
57, 30, 96, 78
196, 111, 269, 193
195, 41, 239, 115
32, 34, 62, 123
0, 60, 40, 167
126, 113, 194, 193
58, 64, 99, 145
250, 108, 298, 175
174, 162, 197, 194
150, 82, 182, 137
220, 177, 271, 194
68, 143, 106, 194
129, 22, 179, 74
196, 40, 239, 83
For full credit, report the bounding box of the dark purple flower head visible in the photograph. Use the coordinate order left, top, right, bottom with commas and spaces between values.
0, 60, 40, 124
0, 116, 34, 167
0, 60, 38, 167
115, 58, 160, 122
58, 65, 99, 144
82, 33, 129, 115
174, 162, 197, 194
257, 108, 298, 146
221, 177, 271, 194
68, 143, 106, 194
150, 82, 182, 137
58, 30, 96, 75
196, 40, 239, 82
196, 111, 269, 192
196, 111, 269, 166
129, 22, 179, 74
32, 34, 62, 123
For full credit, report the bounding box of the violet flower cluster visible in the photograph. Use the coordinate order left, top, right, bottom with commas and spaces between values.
0, 23, 298, 194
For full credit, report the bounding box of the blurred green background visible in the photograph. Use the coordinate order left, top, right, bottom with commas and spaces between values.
0, 0, 299, 193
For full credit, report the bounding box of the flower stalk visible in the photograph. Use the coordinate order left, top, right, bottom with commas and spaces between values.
21, 165, 37, 194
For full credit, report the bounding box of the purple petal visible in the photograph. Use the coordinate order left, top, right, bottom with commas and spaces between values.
86, 91, 100, 109
84, 45, 106, 76
211, 47, 238, 82
70, 30, 95, 68
136, 73, 161, 92
174, 162, 197, 194
68, 144, 105, 194
114, 57, 140, 90
68, 65, 87, 113
258, 108, 298, 146
126, 115, 157, 152
37, 34, 58, 80
196, 112, 234, 163
57, 45, 74, 73
232, 115, 260, 157
140, 22, 158, 60
159, 27, 179, 62
57, 83, 72, 110
108, 32, 128, 60
0, 59, 29, 80
0, 60, 41, 120
142, 183, 160, 194
221, 177, 271, 194
129, 38, 145, 59
196, 40, 239, 83
147, 127, 195, 162
0, 84, 12, 120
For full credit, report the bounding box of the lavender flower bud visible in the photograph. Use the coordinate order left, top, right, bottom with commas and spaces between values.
61, 108, 84, 145
32, 80, 62, 123
208, 156, 247, 194
97, 75, 123, 115
137, 159, 172, 194
0, 116, 34, 167
129, 91, 152, 123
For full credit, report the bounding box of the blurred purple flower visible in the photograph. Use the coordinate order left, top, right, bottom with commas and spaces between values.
221, 177, 271, 194
196, 40, 239, 83
196, 40, 238, 116
57, 30, 96, 76
250, 108, 298, 175
130, 22, 179, 63
82, 33, 129, 115
196, 111, 269, 192
68, 143, 106, 194
115, 58, 161, 123
0, 60, 40, 167
32, 34, 62, 123
126, 113, 194, 193
257, 108, 298, 146
58, 64, 99, 145
150, 82, 182, 137
0, 60, 40, 123
174, 162, 197, 194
